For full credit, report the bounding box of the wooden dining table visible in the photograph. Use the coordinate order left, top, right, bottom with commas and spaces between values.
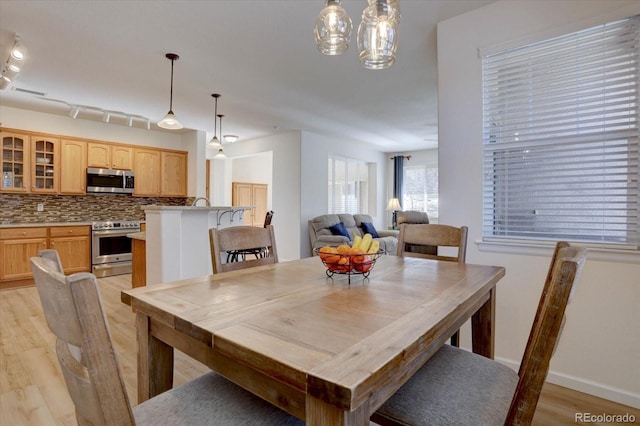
121, 255, 505, 425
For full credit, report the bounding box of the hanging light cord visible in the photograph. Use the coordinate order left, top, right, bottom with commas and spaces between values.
169, 57, 175, 112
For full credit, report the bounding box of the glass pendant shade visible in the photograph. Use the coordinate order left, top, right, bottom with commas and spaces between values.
209, 135, 221, 148
214, 148, 226, 159
314, 0, 352, 55
357, 0, 398, 70
158, 53, 183, 130
158, 111, 182, 129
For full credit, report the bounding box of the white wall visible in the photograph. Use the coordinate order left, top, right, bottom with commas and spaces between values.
300, 131, 389, 257
231, 151, 274, 211
215, 131, 301, 261
437, 0, 640, 408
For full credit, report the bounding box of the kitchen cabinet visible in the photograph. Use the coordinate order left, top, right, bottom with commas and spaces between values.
0, 225, 91, 287
0, 227, 48, 281
161, 151, 188, 197
232, 182, 268, 226
31, 136, 59, 193
1, 131, 30, 193
60, 139, 87, 194
133, 148, 161, 196
49, 226, 91, 274
88, 142, 133, 170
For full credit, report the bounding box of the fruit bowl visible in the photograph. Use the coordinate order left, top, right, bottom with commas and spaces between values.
314, 245, 383, 283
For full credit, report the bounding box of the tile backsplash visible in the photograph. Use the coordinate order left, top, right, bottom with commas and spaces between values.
1, 194, 192, 224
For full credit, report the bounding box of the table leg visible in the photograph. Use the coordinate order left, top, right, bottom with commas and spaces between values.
471, 286, 496, 359
305, 395, 368, 426
136, 312, 174, 402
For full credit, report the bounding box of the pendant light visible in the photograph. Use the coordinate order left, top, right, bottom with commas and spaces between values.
214, 114, 226, 158
158, 53, 183, 129
208, 94, 221, 148
314, 0, 352, 55
357, 0, 399, 70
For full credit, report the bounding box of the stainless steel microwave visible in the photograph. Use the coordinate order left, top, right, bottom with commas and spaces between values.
86, 168, 134, 194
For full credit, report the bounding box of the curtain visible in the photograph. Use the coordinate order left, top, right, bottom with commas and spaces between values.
393, 155, 403, 203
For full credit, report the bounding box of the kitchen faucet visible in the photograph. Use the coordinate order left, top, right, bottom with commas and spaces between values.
191, 197, 210, 207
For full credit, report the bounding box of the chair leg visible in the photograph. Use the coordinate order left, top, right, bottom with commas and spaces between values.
450, 330, 460, 347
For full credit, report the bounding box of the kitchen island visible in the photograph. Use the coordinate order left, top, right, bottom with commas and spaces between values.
142, 205, 253, 285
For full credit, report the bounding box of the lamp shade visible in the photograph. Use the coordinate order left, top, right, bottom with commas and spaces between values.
158, 111, 183, 129
386, 198, 401, 210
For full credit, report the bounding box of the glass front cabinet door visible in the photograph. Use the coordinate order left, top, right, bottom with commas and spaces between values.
31, 137, 59, 193
1, 132, 30, 192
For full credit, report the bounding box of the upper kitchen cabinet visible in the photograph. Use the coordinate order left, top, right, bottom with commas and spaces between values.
60, 139, 87, 194
88, 142, 133, 170
1, 131, 30, 193
161, 151, 188, 197
133, 148, 161, 196
31, 136, 60, 193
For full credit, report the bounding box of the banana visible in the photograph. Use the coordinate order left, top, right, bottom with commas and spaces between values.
360, 233, 373, 253
352, 235, 362, 249
368, 240, 380, 254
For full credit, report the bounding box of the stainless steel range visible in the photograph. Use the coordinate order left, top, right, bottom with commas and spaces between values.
91, 220, 140, 277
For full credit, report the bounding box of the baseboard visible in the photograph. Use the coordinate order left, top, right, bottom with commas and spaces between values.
495, 356, 640, 409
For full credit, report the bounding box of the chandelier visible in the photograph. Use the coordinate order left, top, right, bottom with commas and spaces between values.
314, 0, 400, 70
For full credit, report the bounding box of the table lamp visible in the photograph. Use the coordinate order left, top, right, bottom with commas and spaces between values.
386, 198, 401, 229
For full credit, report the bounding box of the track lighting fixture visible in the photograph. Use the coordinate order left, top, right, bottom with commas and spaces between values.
157, 53, 183, 129
69, 106, 80, 119
1, 34, 26, 91
102, 112, 110, 123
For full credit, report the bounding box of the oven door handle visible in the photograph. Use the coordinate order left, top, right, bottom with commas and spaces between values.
92, 230, 136, 237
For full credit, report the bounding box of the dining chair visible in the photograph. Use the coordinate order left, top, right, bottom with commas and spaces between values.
371, 242, 586, 426
30, 249, 301, 426
227, 210, 276, 262
397, 223, 468, 346
397, 223, 468, 262
209, 224, 278, 274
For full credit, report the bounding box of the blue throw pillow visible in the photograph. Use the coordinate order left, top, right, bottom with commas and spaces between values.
360, 222, 379, 238
329, 222, 351, 241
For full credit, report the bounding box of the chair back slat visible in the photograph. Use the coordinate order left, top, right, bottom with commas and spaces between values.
209, 225, 278, 274
397, 223, 468, 263
505, 244, 587, 425
30, 256, 135, 426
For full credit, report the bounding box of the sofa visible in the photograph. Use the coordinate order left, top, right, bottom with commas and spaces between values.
309, 214, 399, 255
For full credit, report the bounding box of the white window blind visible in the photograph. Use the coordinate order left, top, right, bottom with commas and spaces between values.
403, 164, 439, 221
482, 15, 639, 249
328, 155, 369, 214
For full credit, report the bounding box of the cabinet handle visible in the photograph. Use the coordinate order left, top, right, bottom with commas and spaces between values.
51, 242, 55, 246
22, 232, 26, 235
68, 230, 73, 233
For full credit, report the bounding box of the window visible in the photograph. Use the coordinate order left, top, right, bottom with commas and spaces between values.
482, 16, 639, 250
328, 155, 369, 214
403, 163, 439, 221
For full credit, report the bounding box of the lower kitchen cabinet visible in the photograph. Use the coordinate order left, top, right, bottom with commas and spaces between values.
49, 226, 91, 274
0, 227, 48, 281
0, 225, 91, 287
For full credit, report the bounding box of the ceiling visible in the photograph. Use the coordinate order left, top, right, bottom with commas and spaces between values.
0, 0, 493, 152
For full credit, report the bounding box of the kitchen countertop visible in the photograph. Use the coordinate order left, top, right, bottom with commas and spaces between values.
0, 221, 145, 229
0, 222, 94, 229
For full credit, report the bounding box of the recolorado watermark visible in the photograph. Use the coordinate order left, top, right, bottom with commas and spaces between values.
575, 412, 636, 423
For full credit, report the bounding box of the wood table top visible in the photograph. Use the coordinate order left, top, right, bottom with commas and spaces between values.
122, 255, 505, 414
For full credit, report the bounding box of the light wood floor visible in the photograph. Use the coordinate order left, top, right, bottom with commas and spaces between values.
1, 274, 638, 425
